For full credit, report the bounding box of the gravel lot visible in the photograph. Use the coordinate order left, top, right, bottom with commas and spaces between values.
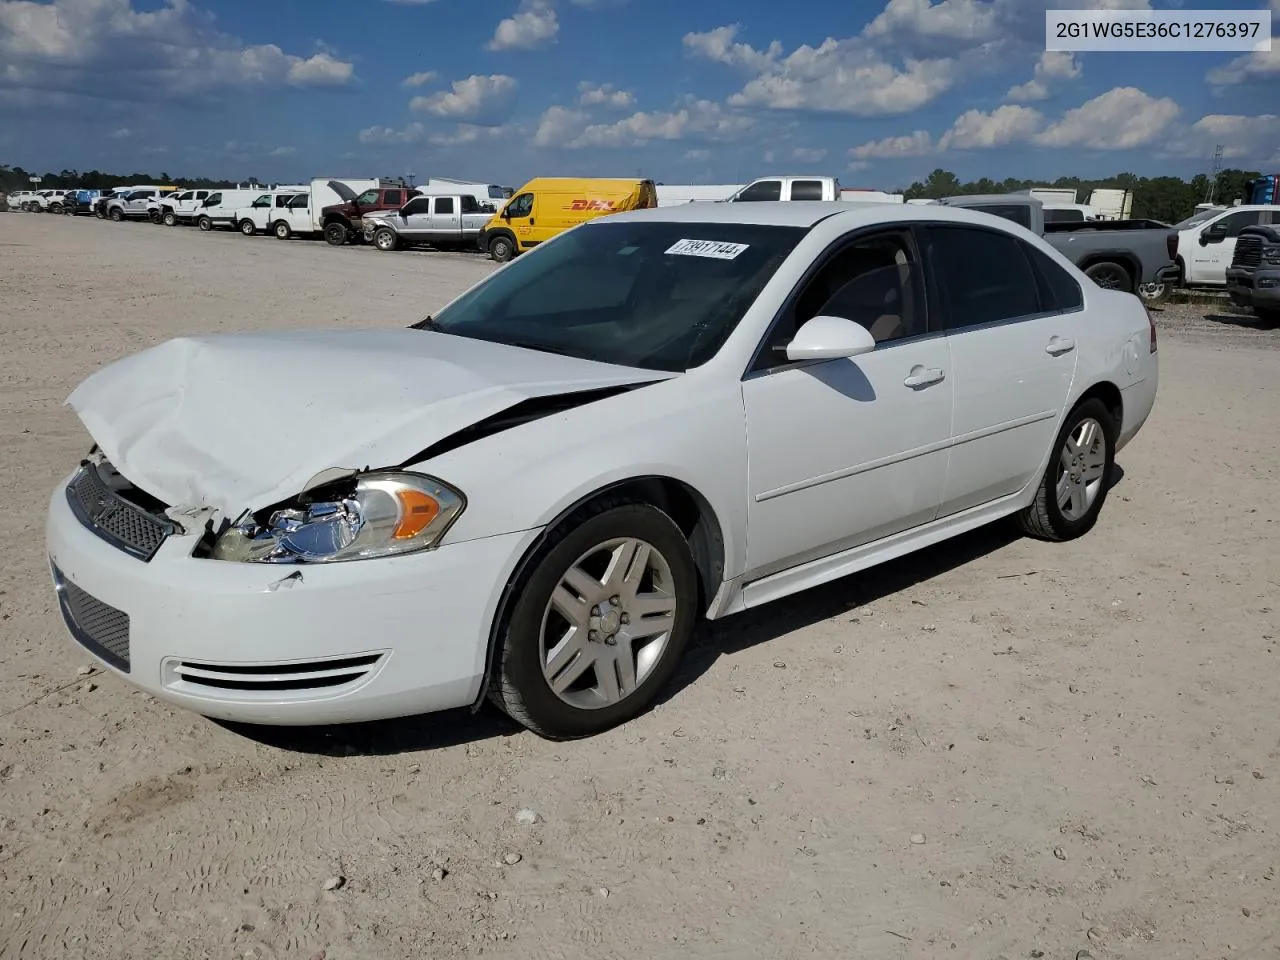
1, 214, 1278, 960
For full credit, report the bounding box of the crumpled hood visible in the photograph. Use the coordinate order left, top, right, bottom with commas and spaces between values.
66, 327, 669, 518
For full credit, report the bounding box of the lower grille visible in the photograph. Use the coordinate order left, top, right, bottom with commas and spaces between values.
67, 462, 175, 562
169, 654, 383, 693
52, 565, 131, 672
1233, 236, 1262, 268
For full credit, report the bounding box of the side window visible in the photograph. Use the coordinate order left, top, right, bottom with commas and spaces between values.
275, 194, 292, 207
289, 195, 308, 209
177, 191, 193, 201
789, 180, 825, 201
206, 193, 221, 206
402, 197, 430, 216
734, 180, 782, 202
434, 196, 455, 215
196, 191, 210, 200
923, 225, 1042, 329
759, 231, 925, 367
384, 190, 402, 206
1021, 241, 1083, 313
252, 195, 270, 207
1219, 210, 1263, 237
356, 189, 379, 205
965, 204, 1033, 229
1044, 208, 1083, 223
460, 195, 480, 213
505, 193, 533, 218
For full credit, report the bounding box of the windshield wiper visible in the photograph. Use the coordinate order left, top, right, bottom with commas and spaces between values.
409, 315, 441, 331
499, 339, 583, 359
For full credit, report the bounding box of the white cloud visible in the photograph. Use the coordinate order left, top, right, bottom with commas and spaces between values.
849, 130, 935, 158
1166, 113, 1280, 162
403, 70, 439, 88
108, 127, 131, 139
429, 123, 508, 146
410, 74, 518, 124
358, 122, 426, 145
383, 0, 438, 4
0, 0, 356, 103
565, 97, 756, 148
848, 159, 872, 173
1033, 86, 1180, 149
940, 104, 1044, 148
1007, 51, 1081, 101
578, 82, 635, 108
864, 0, 1151, 51
683, 23, 960, 116
487, 0, 558, 51
684, 148, 711, 161
1207, 47, 1280, 87
534, 104, 591, 146
791, 146, 828, 163
269, 146, 295, 156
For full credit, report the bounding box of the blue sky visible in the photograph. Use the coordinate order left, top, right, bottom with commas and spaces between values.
0, 0, 1276, 190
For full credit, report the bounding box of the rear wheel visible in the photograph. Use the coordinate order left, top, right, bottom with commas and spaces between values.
488, 234, 516, 263
1084, 261, 1132, 294
273, 221, 291, 240
1018, 398, 1116, 542
373, 227, 398, 251
324, 222, 349, 246
196, 216, 213, 231
239, 219, 256, 236
489, 500, 697, 740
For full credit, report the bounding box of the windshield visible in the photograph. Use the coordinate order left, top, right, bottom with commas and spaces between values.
1173, 211, 1221, 230
428, 220, 806, 372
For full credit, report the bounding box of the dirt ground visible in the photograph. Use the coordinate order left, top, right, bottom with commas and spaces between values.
1, 213, 1278, 960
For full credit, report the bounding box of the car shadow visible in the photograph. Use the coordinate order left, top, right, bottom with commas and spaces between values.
1206, 310, 1280, 331
222, 463, 1132, 757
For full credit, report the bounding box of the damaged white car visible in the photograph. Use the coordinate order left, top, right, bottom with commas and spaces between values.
47, 202, 1158, 739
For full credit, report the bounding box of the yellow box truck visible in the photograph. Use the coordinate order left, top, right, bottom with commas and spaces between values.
478, 177, 657, 262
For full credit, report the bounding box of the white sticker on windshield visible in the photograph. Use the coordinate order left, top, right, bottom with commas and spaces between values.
665, 238, 749, 260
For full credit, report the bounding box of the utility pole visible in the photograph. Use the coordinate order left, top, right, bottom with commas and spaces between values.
1205, 144, 1224, 204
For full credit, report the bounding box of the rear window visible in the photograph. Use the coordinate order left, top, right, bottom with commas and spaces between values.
789, 180, 825, 200
1044, 208, 1084, 223
429, 220, 806, 372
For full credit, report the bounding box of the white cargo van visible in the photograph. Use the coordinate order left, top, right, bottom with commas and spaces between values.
264, 178, 380, 240
233, 188, 309, 236
195, 189, 300, 232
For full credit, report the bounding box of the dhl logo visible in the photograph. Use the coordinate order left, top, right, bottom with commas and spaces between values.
566, 199, 617, 211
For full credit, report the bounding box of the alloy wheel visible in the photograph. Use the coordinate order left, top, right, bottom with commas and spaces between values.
1056, 417, 1107, 521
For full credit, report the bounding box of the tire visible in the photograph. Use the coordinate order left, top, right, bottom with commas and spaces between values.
196, 216, 212, 232
488, 234, 516, 263
1018, 397, 1117, 542
162, 210, 177, 227
489, 499, 698, 740
49, 203, 63, 215
273, 221, 291, 240
1084, 261, 1132, 294
95, 206, 106, 219
148, 210, 160, 224
239, 219, 256, 236
1137, 280, 1171, 303
373, 227, 398, 252
324, 222, 348, 246
109, 208, 124, 222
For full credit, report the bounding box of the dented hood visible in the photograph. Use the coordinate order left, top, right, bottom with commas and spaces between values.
66, 327, 668, 517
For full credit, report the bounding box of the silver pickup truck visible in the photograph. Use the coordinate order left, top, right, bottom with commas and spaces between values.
363, 194, 491, 252
938, 194, 1179, 299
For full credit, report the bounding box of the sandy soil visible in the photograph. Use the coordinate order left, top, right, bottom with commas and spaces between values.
1, 213, 1278, 960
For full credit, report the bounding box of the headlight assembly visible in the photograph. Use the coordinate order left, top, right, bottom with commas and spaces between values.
210, 472, 465, 564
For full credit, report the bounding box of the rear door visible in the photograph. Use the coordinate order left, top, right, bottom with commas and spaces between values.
921, 223, 1082, 516
430, 196, 460, 240
787, 179, 827, 201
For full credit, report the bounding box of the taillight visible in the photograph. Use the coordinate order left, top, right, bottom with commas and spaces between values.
1166, 232, 1178, 261
1147, 305, 1157, 353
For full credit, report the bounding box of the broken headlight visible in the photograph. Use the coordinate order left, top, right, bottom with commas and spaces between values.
210, 472, 465, 564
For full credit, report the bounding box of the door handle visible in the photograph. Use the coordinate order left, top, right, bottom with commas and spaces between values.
1046, 337, 1075, 356
904, 366, 945, 388
529, 218, 535, 225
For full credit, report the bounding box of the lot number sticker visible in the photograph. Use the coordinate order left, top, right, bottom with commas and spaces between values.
665, 239, 749, 260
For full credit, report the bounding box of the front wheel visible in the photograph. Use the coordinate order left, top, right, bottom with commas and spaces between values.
488, 234, 516, 262
239, 219, 256, 236
49, 203, 63, 215
108, 208, 124, 222
94, 206, 106, 219
489, 500, 698, 740
196, 216, 212, 231
273, 221, 291, 240
324, 222, 348, 246
1084, 261, 1133, 294
162, 210, 177, 226
373, 227, 398, 251
1019, 398, 1117, 542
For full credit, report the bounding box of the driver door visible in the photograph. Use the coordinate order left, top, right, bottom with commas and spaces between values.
399, 196, 432, 237
740, 228, 953, 580
502, 192, 536, 250
1189, 209, 1266, 284
283, 194, 312, 233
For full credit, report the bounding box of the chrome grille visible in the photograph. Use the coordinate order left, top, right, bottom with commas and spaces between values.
67, 462, 175, 562
52, 566, 130, 672
1233, 236, 1262, 268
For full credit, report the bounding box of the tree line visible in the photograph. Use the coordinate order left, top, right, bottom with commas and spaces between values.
0, 165, 249, 193
898, 167, 1264, 224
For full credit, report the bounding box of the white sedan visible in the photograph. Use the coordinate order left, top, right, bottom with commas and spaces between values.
47, 201, 1158, 739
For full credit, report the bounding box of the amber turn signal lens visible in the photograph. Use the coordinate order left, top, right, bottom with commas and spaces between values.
392, 489, 441, 539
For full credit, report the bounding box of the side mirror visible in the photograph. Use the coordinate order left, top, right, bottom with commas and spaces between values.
502, 207, 512, 220
785, 316, 877, 362
1201, 224, 1228, 245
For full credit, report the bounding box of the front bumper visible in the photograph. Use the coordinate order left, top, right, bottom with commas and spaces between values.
1225, 266, 1280, 310
46, 472, 540, 725
1153, 264, 1179, 285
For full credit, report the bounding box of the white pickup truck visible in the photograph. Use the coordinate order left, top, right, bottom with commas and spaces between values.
233, 189, 308, 236
1164, 204, 1278, 295
728, 176, 842, 202
155, 189, 215, 226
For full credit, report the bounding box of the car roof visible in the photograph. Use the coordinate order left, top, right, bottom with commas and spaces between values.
604, 200, 1040, 233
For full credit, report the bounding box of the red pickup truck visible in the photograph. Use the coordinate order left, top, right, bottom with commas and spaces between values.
322, 184, 422, 246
